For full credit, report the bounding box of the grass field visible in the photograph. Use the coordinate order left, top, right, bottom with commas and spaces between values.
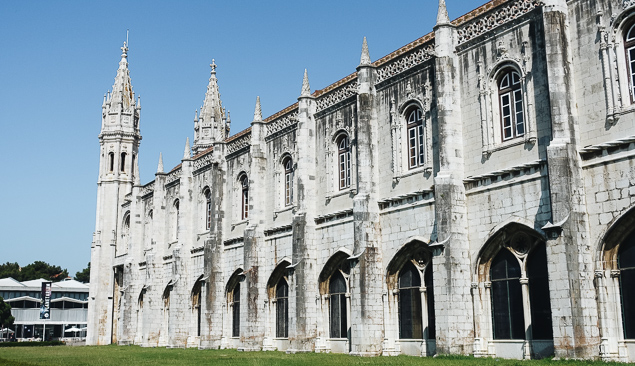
0, 346, 627, 366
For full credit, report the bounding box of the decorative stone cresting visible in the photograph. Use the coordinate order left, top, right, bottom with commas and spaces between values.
226, 133, 251, 154
457, 0, 542, 44
166, 168, 181, 184
376, 44, 435, 83
194, 152, 214, 171
266, 110, 299, 136
140, 181, 155, 196
316, 80, 358, 112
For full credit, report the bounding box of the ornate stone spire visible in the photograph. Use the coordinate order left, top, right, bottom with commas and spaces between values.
360, 37, 371, 66
157, 153, 164, 174
301, 69, 311, 97
253, 96, 262, 122
183, 137, 191, 159
108, 40, 135, 112
436, 0, 450, 25
194, 59, 227, 153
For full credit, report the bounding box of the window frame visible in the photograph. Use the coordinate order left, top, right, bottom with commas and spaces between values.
283, 158, 294, 206
329, 270, 348, 339
275, 277, 289, 338
406, 107, 425, 169
204, 188, 212, 230
497, 69, 525, 142
239, 175, 249, 220
336, 134, 351, 190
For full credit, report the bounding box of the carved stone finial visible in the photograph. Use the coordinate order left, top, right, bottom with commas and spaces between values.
437, 0, 450, 25
210, 59, 217, 74
301, 69, 311, 97
360, 37, 371, 66
194, 109, 199, 122
157, 153, 164, 173
254, 96, 262, 122
183, 137, 191, 159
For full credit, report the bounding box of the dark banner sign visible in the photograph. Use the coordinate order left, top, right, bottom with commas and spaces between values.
40, 282, 52, 320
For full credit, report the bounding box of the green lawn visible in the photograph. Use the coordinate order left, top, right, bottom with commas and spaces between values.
0, 346, 626, 366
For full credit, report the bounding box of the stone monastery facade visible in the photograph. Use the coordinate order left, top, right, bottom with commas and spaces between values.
88, 0, 635, 361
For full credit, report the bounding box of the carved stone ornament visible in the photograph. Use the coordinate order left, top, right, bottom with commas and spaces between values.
457, 0, 542, 44
625, 0, 635, 9
316, 81, 358, 112
166, 167, 181, 184
226, 133, 251, 154
266, 110, 299, 136
509, 232, 530, 255
194, 152, 214, 171
140, 181, 155, 196
376, 44, 434, 83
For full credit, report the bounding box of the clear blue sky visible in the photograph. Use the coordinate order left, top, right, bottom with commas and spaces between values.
0, 0, 487, 277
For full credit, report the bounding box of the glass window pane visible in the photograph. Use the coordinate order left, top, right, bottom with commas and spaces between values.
424, 264, 436, 340
621, 268, 635, 338
528, 244, 553, 340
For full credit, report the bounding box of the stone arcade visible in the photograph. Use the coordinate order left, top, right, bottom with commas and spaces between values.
88, 0, 635, 361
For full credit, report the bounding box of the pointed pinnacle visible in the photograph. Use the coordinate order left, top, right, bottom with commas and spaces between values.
437, 0, 450, 25
183, 137, 191, 159
360, 37, 371, 66
301, 69, 311, 97
194, 109, 199, 122
157, 153, 164, 173
253, 96, 262, 122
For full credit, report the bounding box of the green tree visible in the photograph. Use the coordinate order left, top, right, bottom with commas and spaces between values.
75, 262, 90, 283
0, 297, 15, 335
0, 262, 21, 280
19, 261, 68, 282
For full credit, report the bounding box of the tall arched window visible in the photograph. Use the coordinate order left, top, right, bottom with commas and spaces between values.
399, 261, 422, 339
173, 199, 180, 241
120, 212, 130, 255
406, 107, 425, 169
329, 271, 347, 338
204, 188, 212, 230
231, 282, 241, 337
283, 158, 294, 206
120, 152, 127, 172
239, 175, 249, 220
108, 152, 115, 173
498, 70, 524, 141
527, 244, 553, 340
490, 249, 524, 339
192, 280, 202, 337
625, 23, 635, 103
276, 278, 289, 338
619, 233, 635, 338
336, 134, 351, 190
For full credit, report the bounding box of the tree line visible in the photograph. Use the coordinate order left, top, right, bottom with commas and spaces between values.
0, 261, 90, 283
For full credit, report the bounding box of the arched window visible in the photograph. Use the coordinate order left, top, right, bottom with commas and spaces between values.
406, 107, 425, 169
108, 152, 115, 173
120, 152, 127, 173
490, 249, 524, 339
283, 158, 294, 206
498, 70, 524, 141
619, 233, 635, 339
527, 244, 553, 340
173, 199, 180, 241
336, 134, 351, 190
204, 188, 212, 230
239, 175, 249, 220
399, 261, 422, 339
230, 282, 240, 337
276, 277, 289, 338
192, 280, 203, 337
625, 23, 635, 103
329, 271, 347, 338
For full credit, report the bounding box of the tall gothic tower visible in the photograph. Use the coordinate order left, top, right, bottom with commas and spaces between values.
193, 60, 229, 154
87, 41, 141, 345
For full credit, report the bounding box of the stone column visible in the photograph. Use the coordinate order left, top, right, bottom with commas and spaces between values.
431, 4, 474, 355
288, 70, 319, 352
541, 0, 599, 358
348, 38, 385, 356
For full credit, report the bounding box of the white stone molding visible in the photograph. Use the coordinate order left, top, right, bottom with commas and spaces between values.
457, 0, 542, 45
376, 44, 434, 83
